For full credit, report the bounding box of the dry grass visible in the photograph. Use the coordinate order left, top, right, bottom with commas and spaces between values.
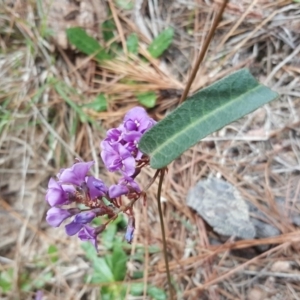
0, 0, 300, 299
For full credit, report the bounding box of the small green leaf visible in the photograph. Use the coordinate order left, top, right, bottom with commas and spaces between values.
147, 286, 167, 300
66, 27, 111, 61
33, 272, 53, 289
92, 257, 114, 283
137, 91, 157, 108
102, 20, 116, 42
115, 0, 134, 10
130, 283, 144, 295
92, 217, 102, 226
131, 270, 144, 279
127, 33, 139, 54
111, 246, 127, 281
0, 269, 13, 293
84, 94, 107, 112
82, 242, 98, 261
139, 69, 279, 169
102, 222, 117, 249
47, 245, 58, 263
148, 28, 174, 58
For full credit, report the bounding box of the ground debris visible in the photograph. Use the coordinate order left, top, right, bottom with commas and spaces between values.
187, 175, 300, 243
43, 0, 107, 49
187, 177, 256, 239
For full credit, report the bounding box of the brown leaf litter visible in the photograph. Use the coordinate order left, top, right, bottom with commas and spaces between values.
0, 0, 300, 299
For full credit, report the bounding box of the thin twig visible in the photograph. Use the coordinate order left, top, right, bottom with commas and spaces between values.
178, 0, 229, 104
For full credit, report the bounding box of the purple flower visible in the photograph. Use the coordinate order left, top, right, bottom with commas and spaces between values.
46, 207, 80, 227
108, 176, 140, 198
65, 210, 97, 235
120, 175, 141, 192
65, 221, 83, 236
78, 225, 98, 251
35, 291, 43, 300
46, 178, 69, 206
74, 211, 97, 223
100, 141, 136, 176
86, 176, 108, 199
105, 125, 125, 144
109, 184, 129, 198
58, 161, 94, 186
123, 131, 142, 152
124, 107, 156, 133
125, 216, 135, 243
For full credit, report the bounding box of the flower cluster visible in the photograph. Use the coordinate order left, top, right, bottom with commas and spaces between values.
101, 106, 156, 198
45, 107, 155, 250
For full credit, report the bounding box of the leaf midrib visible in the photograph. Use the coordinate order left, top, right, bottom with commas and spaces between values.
148, 83, 261, 158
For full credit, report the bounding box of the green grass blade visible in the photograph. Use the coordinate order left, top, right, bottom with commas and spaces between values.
139, 69, 279, 169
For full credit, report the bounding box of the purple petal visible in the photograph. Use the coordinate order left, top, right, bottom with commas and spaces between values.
86, 176, 108, 199
117, 144, 136, 176
59, 161, 94, 186
78, 225, 98, 251
109, 184, 129, 198
45, 178, 68, 206
101, 142, 136, 175
135, 149, 143, 160
124, 107, 148, 123
121, 156, 136, 176
100, 141, 119, 171
125, 217, 135, 243
74, 211, 96, 224
123, 107, 154, 133
124, 131, 142, 152
119, 176, 141, 192
46, 207, 72, 227
105, 125, 125, 144
35, 291, 43, 300
65, 221, 83, 236
142, 117, 157, 133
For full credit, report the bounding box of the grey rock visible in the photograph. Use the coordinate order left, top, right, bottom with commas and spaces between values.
247, 202, 280, 239
187, 177, 300, 243
187, 177, 256, 239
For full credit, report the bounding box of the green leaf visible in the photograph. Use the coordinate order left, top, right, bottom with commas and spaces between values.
66, 27, 111, 61
130, 283, 144, 295
136, 91, 157, 108
126, 33, 139, 54
148, 28, 174, 58
131, 270, 144, 279
0, 269, 13, 293
139, 69, 279, 169
111, 246, 127, 281
82, 242, 98, 261
102, 20, 116, 42
115, 0, 134, 10
92, 257, 115, 283
83, 94, 107, 112
47, 245, 58, 263
147, 286, 167, 300
102, 222, 117, 249
33, 272, 53, 289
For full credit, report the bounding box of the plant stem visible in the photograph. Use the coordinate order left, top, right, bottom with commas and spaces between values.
178, 0, 229, 104
157, 168, 174, 299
